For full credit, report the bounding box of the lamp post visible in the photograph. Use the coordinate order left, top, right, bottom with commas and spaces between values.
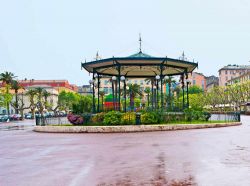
112, 76, 117, 110
155, 75, 160, 109
181, 74, 185, 110
153, 85, 157, 110
121, 76, 126, 112
89, 79, 95, 113
94, 73, 100, 113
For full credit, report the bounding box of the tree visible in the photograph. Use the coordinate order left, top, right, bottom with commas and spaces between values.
144, 87, 151, 107
0, 71, 16, 115
72, 95, 92, 114
26, 89, 37, 118
163, 76, 176, 109
58, 91, 78, 112
188, 85, 203, 94
99, 91, 105, 111
0, 71, 16, 85
127, 84, 143, 110
42, 89, 51, 110
35, 87, 45, 116
11, 80, 23, 114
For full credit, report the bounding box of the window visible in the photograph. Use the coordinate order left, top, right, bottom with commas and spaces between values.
193, 80, 196, 85
104, 80, 108, 85
226, 76, 228, 81
134, 80, 138, 84
140, 80, 143, 85
225, 70, 227, 75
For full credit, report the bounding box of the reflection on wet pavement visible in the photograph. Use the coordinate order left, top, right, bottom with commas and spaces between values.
0, 116, 250, 185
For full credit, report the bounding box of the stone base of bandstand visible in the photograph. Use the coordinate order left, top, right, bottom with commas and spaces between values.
33, 122, 242, 133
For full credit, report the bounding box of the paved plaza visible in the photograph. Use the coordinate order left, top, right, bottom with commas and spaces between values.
0, 116, 250, 186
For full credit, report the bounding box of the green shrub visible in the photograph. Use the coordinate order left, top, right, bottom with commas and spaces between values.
121, 112, 136, 125
184, 108, 211, 121
91, 112, 105, 124
141, 112, 158, 124
103, 111, 122, 125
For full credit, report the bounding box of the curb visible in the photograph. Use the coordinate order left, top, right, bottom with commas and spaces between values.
33, 122, 242, 133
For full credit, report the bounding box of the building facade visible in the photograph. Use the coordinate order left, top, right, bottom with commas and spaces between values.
78, 85, 92, 96
187, 72, 207, 90
18, 80, 78, 93
0, 79, 77, 115
218, 64, 250, 86
205, 75, 219, 91
227, 72, 250, 85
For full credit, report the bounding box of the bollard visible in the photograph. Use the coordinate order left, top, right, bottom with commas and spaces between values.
35, 116, 39, 126
136, 112, 141, 125
237, 112, 241, 122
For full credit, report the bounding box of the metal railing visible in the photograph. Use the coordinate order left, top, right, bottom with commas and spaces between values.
36, 111, 241, 126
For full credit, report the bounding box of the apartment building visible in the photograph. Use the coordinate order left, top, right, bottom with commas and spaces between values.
227, 72, 250, 85
218, 64, 250, 86
187, 72, 207, 90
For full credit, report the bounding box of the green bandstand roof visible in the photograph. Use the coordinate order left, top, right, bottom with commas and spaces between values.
82, 51, 198, 78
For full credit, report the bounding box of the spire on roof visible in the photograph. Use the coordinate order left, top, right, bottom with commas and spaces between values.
139, 33, 142, 53
179, 51, 187, 61
95, 51, 99, 60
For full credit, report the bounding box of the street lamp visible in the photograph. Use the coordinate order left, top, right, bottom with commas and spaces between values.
112, 76, 117, 110
153, 85, 157, 109
121, 76, 126, 112
155, 75, 160, 109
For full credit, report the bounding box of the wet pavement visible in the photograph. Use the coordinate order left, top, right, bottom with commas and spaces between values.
0, 116, 250, 186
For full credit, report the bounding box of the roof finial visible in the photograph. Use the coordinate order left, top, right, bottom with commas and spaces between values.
139, 33, 142, 53
180, 51, 187, 61
95, 51, 99, 60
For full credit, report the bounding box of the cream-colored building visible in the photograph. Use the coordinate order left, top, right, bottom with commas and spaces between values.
227, 72, 250, 85
218, 64, 250, 86
98, 77, 167, 96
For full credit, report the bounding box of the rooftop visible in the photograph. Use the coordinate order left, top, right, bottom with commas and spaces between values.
219, 64, 250, 71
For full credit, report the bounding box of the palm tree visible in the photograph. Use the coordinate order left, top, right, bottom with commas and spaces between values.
0, 72, 16, 85
11, 80, 23, 114
99, 91, 105, 111
144, 87, 151, 107
26, 89, 37, 118
127, 84, 143, 111
145, 78, 155, 107
0, 72, 16, 115
163, 76, 176, 109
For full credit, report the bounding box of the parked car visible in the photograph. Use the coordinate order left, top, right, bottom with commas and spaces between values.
10, 114, 22, 120
0, 115, 10, 122
25, 113, 33, 119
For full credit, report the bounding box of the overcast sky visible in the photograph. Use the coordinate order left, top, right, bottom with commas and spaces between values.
1, 0, 250, 85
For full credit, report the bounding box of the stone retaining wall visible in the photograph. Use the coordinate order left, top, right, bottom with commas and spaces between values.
33, 122, 242, 133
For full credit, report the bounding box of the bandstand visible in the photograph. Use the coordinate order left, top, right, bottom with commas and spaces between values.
81, 42, 198, 113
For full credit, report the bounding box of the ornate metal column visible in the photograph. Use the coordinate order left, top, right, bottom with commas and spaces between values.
156, 75, 160, 109
118, 66, 121, 111
186, 73, 190, 109
181, 74, 185, 110
160, 65, 164, 109
91, 72, 96, 113
97, 74, 100, 113
151, 79, 154, 109
112, 76, 116, 110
